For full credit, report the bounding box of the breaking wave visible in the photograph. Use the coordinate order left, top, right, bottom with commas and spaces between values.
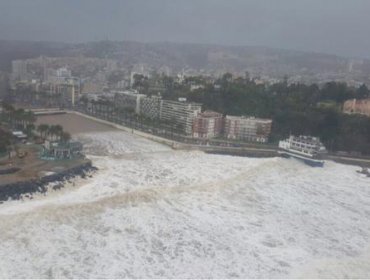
0, 131, 369, 278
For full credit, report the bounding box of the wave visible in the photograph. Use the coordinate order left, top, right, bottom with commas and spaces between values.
0, 130, 369, 278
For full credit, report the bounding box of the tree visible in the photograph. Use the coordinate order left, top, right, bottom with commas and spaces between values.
24, 111, 36, 128
13, 108, 25, 129
107, 70, 125, 86
0, 127, 12, 154
321, 82, 353, 103
25, 123, 35, 137
54, 125, 63, 141
37, 124, 49, 140
221, 73, 233, 87
60, 132, 71, 143
48, 125, 59, 141
356, 84, 370, 99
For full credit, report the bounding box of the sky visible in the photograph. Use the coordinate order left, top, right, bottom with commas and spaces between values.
0, 0, 369, 58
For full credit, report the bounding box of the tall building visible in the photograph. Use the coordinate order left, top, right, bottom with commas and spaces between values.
11, 60, 28, 81
106, 60, 118, 72
114, 90, 164, 119
81, 81, 105, 94
192, 110, 223, 138
114, 90, 145, 114
224, 116, 272, 143
139, 95, 162, 119
56, 67, 72, 78
160, 99, 202, 134
41, 79, 81, 107
43, 68, 57, 82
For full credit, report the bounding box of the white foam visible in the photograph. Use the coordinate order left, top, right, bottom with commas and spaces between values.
0, 130, 369, 278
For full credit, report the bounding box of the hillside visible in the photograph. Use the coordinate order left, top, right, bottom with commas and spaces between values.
1, 40, 370, 84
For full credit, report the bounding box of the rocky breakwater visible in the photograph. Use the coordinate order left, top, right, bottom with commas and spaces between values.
0, 160, 97, 202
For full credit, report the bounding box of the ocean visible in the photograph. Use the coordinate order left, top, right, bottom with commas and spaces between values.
0, 115, 369, 278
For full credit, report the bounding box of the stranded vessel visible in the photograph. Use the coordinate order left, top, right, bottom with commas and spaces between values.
278, 135, 327, 167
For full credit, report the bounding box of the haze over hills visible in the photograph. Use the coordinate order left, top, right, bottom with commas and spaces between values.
1, 39, 370, 85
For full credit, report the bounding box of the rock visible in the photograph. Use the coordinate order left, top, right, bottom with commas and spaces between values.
0, 161, 96, 202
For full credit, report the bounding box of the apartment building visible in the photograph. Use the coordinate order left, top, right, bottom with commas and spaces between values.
113, 90, 145, 114
139, 95, 162, 119
11, 60, 28, 81
343, 98, 370, 117
160, 99, 202, 134
224, 116, 272, 143
192, 110, 223, 138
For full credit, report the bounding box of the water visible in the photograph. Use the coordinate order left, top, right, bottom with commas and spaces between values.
0, 128, 370, 278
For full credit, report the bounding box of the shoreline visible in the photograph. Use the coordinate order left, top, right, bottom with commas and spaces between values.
68, 110, 279, 157
0, 160, 97, 203
65, 110, 370, 167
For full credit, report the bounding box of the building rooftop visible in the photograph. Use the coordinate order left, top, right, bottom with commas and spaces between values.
197, 110, 223, 118
225, 115, 272, 122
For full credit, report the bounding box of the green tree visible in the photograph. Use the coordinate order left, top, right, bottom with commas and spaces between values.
37, 124, 49, 140
60, 131, 71, 143
356, 84, 370, 99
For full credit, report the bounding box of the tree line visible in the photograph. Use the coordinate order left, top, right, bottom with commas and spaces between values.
0, 102, 71, 154
184, 74, 370, 155
1, 102, 36, 135
36, 124, 71, 143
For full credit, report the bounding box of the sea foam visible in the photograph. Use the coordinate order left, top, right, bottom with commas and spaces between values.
0, 131, 369, 278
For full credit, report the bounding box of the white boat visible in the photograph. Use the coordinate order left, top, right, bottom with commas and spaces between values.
278, 135, 327, 167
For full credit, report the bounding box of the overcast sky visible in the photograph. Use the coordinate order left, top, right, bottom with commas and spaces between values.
0, 0, 369, 58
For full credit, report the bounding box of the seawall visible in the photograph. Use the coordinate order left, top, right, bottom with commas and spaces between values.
0, 161, 97, 202
68, 111, 278, 157
48, 110, 370, 167
69, 111, 182, 147
325, 155, 370, 168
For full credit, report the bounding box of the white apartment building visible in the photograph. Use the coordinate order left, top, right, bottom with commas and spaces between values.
139, 95, 162, 119
56, 67, 72, 78
113, 90, 145, 114
160, 99, 202, 134
11, 60, 28, 81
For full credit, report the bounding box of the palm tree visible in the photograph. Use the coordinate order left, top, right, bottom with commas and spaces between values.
24, 111, 36, 128
54, 125, 63, 141
48, 125, 59, 141
60, 131, 71, 143
2, 102, 14, 123
13, 108, 25, 129
37, 124, 49, 140
25, 123, 35, 137
0, 127, 12, 154
2, 102, 14, 113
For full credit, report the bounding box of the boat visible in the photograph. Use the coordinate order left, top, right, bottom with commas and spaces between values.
278, 135, 327, 167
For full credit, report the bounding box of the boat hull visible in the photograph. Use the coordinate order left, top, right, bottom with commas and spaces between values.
278, 150, 324, 167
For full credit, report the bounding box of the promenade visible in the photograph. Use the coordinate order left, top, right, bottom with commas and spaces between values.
70, 110, 278, 157
33, 108, 370, 167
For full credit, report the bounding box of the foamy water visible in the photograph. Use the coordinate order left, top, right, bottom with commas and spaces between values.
0, 131, 369, 278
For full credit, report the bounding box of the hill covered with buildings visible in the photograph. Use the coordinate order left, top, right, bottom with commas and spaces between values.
1, 40, 370, 86
3, 39, 370, 156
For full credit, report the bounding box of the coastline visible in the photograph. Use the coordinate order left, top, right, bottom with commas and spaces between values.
68, 110, 279, 157
0, 160, 96, 203
66, 110, 370, 167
